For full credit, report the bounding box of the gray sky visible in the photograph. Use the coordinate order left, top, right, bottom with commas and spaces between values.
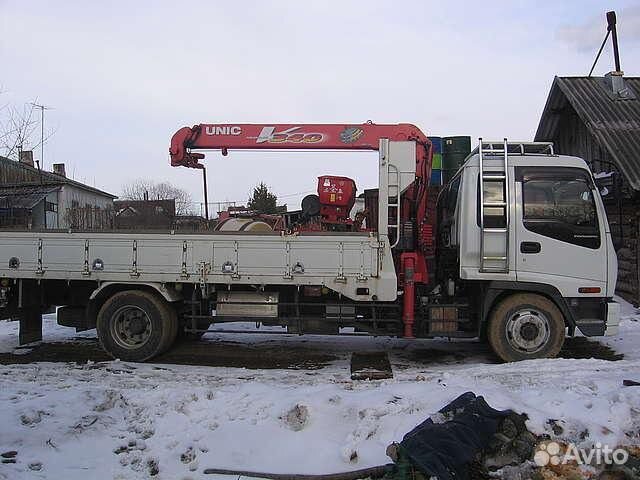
2, 1, 639, 212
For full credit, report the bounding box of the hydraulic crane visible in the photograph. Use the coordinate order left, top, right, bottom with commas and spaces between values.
169, 122, 432, 220
170, 122, 434, 337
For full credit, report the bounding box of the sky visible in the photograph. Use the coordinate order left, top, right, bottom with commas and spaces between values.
1, 0, 639, 212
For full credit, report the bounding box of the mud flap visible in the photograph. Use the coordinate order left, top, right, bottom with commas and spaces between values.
19, 309, 43, 345
18, 279, 43, 345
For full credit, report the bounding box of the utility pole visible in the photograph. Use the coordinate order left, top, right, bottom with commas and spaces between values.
29, 102, 51, 171
202, 167, 209, 221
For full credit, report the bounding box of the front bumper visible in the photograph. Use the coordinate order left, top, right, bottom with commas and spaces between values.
604, 300, 620, 336
570, 298, 620, 337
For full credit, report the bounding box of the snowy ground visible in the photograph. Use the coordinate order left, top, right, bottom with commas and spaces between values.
0, 299, 639, 480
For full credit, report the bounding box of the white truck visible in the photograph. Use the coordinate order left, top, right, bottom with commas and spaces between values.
0, 123, 620, 362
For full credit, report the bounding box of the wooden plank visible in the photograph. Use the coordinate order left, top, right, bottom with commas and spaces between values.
350, 352, 393, 380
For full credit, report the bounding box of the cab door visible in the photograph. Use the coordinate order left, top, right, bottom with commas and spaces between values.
514, 166, 607, 297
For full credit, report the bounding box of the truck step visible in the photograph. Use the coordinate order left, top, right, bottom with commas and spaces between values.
482, 174, 506, 180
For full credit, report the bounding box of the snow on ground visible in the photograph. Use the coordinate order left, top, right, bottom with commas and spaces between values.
0, 312, 95, 355
0, 299, 639, 480
601, 296, 640, 361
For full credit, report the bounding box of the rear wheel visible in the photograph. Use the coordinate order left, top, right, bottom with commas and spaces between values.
487, 293, 565, 362
97, 290, 178, 362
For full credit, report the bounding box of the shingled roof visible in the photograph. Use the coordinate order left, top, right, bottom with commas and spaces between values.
535, 76, 640, 190
0, 155, 117, 198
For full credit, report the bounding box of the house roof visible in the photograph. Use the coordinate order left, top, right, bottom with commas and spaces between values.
0, 185, 61, 209
535, 76, 640, 190
0, 156, 117, 198
113, 199, 176, 217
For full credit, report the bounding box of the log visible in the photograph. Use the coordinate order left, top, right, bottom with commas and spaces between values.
617, 268, 637, 279
616, 281, 637, 295
616, 290, 638, 306
618, 260, 637, 272
616, 247, 635, 260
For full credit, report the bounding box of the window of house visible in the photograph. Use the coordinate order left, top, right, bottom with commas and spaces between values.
45, 201, 57, 213
519, 167, 600, 249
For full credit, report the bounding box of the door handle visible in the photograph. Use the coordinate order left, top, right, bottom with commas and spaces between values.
520, 241, 541, 254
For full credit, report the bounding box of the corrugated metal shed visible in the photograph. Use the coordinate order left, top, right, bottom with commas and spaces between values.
535, 76, 640, 190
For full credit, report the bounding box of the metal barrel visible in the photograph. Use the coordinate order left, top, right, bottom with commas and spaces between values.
428, 136, 443, 185
442, 136, 471, 184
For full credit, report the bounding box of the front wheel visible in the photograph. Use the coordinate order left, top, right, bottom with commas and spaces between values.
96, 290, 178, 362
487, 293, 565, 362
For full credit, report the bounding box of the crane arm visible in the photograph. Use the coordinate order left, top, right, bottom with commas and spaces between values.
169, 122, 430, 170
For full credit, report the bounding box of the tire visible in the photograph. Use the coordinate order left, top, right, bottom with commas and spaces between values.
487, 293, 565, 362
96, 290, 178, 362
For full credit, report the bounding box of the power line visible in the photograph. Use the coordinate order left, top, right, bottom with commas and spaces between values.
588, 29, 610, 77
202, 190, 315, 205
276, 190, 315, 198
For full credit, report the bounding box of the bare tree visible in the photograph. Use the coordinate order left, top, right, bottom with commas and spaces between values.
0, 93, 54, 161
121, 179, 195, 215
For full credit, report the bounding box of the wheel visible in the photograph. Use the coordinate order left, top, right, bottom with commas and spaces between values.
487, 293, 565, 362
96, 290, 178, 362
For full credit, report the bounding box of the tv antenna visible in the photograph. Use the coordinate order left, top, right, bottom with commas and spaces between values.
29, 102, 52, 170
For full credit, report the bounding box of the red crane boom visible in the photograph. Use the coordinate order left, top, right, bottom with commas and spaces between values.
169, 122, 430, 169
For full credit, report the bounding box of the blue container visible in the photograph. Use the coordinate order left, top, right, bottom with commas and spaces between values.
428, 136, 443, 155
430, 169, 442, 186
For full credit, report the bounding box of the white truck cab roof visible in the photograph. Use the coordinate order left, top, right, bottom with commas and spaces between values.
459, 152, 592, 173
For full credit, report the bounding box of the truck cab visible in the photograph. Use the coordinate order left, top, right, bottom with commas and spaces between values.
436, 140, 620, 361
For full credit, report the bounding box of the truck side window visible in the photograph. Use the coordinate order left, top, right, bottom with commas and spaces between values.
446, 176, 461, 215
437, 176, 461, 247
483, 179, 506, 228
476, 175, 506, 228
521, 169, 600, 249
